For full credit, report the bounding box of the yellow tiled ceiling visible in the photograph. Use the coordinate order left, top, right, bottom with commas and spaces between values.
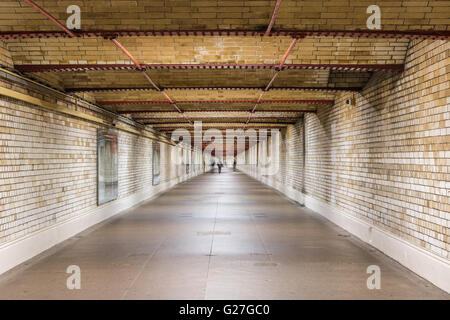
3, 0, 444, 128
5, 36, 409, 65
1, 0, 448, 32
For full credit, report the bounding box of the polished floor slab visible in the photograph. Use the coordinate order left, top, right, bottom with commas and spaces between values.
0, 168, 448, 299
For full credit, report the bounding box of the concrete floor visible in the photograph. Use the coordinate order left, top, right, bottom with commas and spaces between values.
0, 169, 448, 299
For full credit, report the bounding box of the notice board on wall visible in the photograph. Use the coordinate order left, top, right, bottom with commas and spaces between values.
152, 142, 160, 186
97, 129, 118, 205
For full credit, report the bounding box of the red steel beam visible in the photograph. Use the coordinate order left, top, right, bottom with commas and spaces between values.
23, 0, 77, 37
264, 73, 279, 92
108, 44, 191, 122
138, 118, 299, 122
107, 38, 183, 117
24, 0, 191, 125
137, 114, 304, 117
265, 0, 282, 36
117, 109, 316, 114
155, 124, 288, 128
284, 64, 405, 72
279, 38, 298, 68
160, 91, 175, 104
251, 91, 266, 113
136, 117, 301, 122
65, 86, 361, 93
22, 0, 190, 125
16, 63, 404, 73
107, 38, 190, 123
264, 99, 332, 104
111, 39, 142, 68
99, 99, 333, 105
142, 71, 161, 91
165, 130, 278, 133
108, 46, 190, 124
101, 100, 169, 105
247, 37, 299, 124
153, 122, 287, 125
191, 143, 261, 146
1, 29, 449, 40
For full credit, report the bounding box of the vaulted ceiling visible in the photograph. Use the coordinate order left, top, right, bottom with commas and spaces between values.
0, 0, 449, 144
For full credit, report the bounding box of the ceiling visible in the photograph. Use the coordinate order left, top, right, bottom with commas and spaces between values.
0, 0, 449, 151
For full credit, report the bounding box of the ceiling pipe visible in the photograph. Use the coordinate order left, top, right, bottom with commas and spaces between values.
23, 0, 191, 125
108, 39, 191, 124
265, 0, 282, 36
106, 37, 188, 121
23, 0, 77, 37
15, 63, 405, 72
246, 37, 299, 126
110, 39, 142, 68
142, 71, 161, 91
22, 0, 191, 126
279, 38, 298, 68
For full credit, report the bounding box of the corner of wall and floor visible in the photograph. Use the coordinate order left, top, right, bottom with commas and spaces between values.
0, 62, 204, 276
238, 39, 450, 293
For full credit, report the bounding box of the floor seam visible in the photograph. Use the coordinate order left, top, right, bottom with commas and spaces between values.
204, 196, 220, 300
120, 236, 168, 300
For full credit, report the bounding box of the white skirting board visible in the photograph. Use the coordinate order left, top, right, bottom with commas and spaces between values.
0, 172, 199, 277
242, 169, 450, 293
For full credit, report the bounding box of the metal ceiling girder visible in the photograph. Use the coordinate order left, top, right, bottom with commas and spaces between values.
265, 0, 283, 36
23, 0, 76, 37
99, 99, 334, 106
65, 86, 362, 93
106, 39, 190, 122
246, 37, 300, 125
1, 29, 449, 40
117, 109, 316, 114
139, 117, 299, 122
23, 0, 191, 125
15, 64, 405, 73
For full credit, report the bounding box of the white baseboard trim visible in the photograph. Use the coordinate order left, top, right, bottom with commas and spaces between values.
258, 175, 305, 205
242, 169, 450, 293
241, 168, 305, 205
0, 172, 200, 276
304, 195, 450, 293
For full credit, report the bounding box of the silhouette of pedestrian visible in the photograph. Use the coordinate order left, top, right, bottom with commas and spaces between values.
218, 159, 223, 174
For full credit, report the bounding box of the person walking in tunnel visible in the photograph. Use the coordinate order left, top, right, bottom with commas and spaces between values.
218, 159, 223, 174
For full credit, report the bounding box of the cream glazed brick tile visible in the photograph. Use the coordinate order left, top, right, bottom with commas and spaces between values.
241, 40, 450, 260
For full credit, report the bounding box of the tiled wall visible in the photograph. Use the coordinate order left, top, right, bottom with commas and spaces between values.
239, 120, 304, 201
240, 39, 449, 260
305, 39, 449, 259
0, 78, 202, 246
0, 96, 98, 243
0, 40, 12, 68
